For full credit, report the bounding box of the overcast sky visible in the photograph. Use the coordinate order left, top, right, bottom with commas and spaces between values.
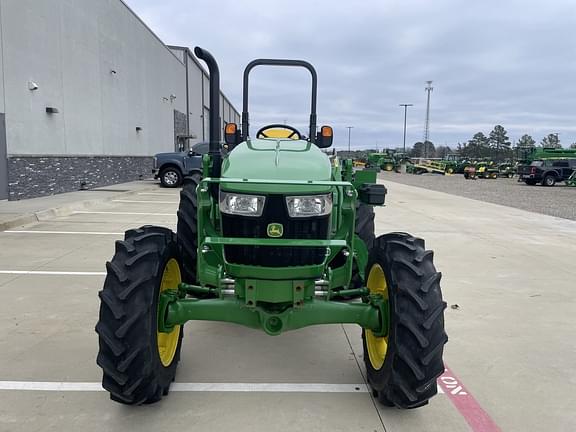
125, 0, 576, 150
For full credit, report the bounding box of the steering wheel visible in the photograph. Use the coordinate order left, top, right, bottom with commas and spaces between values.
256, 124, 302, 140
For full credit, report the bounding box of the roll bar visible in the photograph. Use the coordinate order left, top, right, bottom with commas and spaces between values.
242, 59, 318, 143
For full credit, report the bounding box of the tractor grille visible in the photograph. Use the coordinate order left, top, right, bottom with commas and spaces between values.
222, 195, 329, 267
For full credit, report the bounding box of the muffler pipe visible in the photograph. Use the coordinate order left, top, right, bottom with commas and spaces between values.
194, 47, 221, 178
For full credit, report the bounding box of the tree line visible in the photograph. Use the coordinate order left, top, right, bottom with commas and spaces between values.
407, 125, 576, 160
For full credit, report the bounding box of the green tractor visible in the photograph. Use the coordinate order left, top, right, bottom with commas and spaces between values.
367, 150, 396, 172
96, 48, 447, 408
380, 151, 396, 172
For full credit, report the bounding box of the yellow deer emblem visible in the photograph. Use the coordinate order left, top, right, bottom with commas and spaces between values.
267, 223, 284, 238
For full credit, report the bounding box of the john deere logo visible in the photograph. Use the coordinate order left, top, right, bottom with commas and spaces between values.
267, 223, 283, 238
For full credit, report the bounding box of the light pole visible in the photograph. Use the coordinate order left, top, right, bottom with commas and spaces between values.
399, 104, 413, 154
346, 126, 354, 153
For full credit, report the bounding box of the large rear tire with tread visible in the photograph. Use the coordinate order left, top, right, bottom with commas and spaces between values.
362, 233, 447, 409
177, 174, 202, 283
348, 203, 375, 290
356, 202, 375, 250
96, 226, 183, 405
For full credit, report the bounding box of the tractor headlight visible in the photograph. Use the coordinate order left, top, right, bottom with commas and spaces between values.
286, 194, 332, 218
219, 192, 265, 217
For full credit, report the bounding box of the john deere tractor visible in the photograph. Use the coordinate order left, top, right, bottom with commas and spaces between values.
96, 48, 447, 408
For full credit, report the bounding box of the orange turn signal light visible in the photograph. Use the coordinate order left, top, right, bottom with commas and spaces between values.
225, 123, 237, 135
321, 126, 333, 137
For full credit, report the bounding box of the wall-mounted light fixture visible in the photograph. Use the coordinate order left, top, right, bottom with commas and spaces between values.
162, 97, 169, 102
170, 94, 177, 103
110, 69, 117, 75
46, 107, 59, 114
136, 126, 143, 132
28, 81, 39, 91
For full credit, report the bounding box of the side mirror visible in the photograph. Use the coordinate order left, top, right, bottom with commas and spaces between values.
316, 125, 333, 148
225, 123, 241, 146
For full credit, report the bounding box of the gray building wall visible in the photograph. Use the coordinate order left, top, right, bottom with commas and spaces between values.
0, 2, 4, 115
0, 0, 239, 200
0, 3, 7, 199
1, 0, 186, 157
169, 46, 240, 145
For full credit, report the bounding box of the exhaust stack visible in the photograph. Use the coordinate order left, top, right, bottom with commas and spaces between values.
194, 47, 221, 177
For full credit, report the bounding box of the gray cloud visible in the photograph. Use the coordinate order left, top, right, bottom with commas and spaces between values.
125, 0, 576, 148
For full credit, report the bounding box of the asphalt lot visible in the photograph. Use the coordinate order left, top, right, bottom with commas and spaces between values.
379, 171, 576, 221
1, 180, 575, 431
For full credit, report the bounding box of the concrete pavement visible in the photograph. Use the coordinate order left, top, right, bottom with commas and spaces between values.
0, 179, 574, 431
0, 180, 158, 231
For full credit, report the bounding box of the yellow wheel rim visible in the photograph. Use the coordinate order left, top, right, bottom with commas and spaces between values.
157, 258, 182, 367
365, 264, 389, 370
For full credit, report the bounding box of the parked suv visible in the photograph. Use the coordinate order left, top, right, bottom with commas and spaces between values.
518, 158, 576, 186
153, 142, 210, 187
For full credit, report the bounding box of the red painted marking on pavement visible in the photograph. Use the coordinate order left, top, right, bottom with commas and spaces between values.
438, 366, 501, 432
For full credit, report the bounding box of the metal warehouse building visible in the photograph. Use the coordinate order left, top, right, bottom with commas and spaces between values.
0, 0, 239, 200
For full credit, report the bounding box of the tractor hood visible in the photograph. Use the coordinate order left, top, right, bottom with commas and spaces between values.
220, 138, 333, 194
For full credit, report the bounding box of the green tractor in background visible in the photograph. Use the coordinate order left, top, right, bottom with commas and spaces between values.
380, 150, 397, 172
367, 150, 397, 172
497, 162, 515, 178
464, 160, 499, 179
96, 48, 447, 408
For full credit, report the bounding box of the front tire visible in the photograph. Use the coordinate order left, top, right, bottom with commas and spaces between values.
160, 167, 183, 188
96, 226, 183, 405
362, 233, 447, 408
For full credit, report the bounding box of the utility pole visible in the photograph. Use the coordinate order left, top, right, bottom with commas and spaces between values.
399, 104, 413, 154
423, 81, 433, 158
346, 126, 354, 153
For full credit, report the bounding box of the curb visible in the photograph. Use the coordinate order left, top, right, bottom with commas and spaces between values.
0, 185, 160, 231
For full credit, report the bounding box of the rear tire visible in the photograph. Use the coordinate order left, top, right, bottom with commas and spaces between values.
177, 174, 202, 283
347, 203, 376, 290
356, 202, 375, 250
96, 226, 183, 405
362, 233, 447, 409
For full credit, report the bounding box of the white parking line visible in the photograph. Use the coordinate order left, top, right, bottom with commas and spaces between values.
112, 200, 178, 204
0, 270, 106, 276
5, 230, 123, 235
0, 381, 369, 393
0, 381, 446, 394
73, 211, 175, 216
138, 192, 179, 196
